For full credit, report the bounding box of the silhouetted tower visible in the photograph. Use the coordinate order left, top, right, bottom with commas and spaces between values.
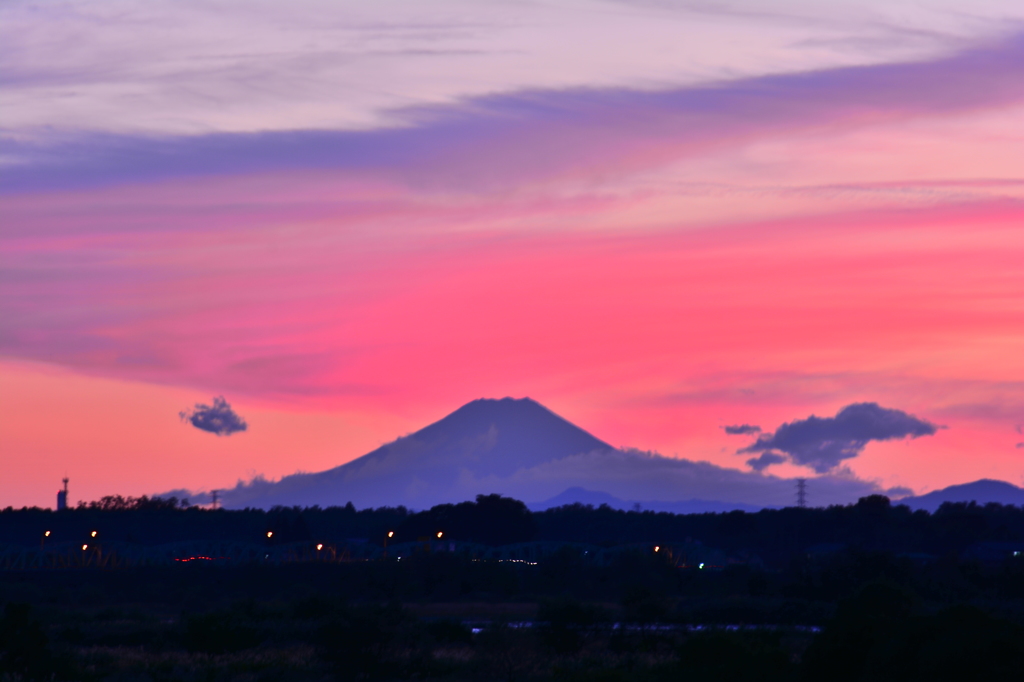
795, 478, 807, 508
211, 490, 219, 509
57, 477, 69, 511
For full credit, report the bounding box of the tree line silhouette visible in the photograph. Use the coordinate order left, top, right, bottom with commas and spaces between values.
4, 493, 1024, 566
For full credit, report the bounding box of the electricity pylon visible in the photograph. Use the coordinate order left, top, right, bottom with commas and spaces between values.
796, 479, 807, 508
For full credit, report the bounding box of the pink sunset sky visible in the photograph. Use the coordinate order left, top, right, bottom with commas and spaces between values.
1, 0, 1023, 509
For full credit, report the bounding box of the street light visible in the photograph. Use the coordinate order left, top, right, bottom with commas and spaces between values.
266, 531, 273, 538
316, 543, 323, 551
654, 546, 660, 552
81, 544, 88, 551
388, 531, 394, 538
44, 531, 51, 537
436, 531, 443, 539
90, 530, 97, 538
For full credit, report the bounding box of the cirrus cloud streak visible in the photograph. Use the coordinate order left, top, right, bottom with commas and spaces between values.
3, 32, 1024, 196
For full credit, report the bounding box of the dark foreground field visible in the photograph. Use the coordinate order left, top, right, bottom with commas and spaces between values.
3, 551, 1024, 682
3, 495, 1024, 680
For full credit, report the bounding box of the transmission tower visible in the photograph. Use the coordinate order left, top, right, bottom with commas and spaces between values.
57, 477, 69, 511
795, 479, 807, 508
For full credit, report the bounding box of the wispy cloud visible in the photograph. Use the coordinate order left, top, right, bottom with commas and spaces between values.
6, 0, 1005, 137
4, 32, 1023, 195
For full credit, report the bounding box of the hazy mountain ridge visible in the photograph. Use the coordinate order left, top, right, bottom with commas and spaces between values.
534, 481, 1024, 514
528, 487, 769, 513
897, 479, 1024, 512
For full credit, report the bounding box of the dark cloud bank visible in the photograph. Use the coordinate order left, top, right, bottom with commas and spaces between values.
179, 396, 248, 436
739, 402, 938, 473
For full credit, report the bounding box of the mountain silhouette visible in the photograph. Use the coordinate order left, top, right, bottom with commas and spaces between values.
222, 397, 615, 509
897, 479, 1024, 512
208, 397, 918, 510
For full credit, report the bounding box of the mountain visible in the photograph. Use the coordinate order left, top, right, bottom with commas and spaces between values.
529, 487, 626, 510
528, 487, 768, 513
897, 479, 1024, 512
207, 397, 910, 510
221, 397, 615, 509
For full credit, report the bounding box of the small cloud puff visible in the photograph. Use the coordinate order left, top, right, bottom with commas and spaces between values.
740, 402, 937, 474
180, 396, 248, 436
724, 424, 762, 435
746, 451, 786, 472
